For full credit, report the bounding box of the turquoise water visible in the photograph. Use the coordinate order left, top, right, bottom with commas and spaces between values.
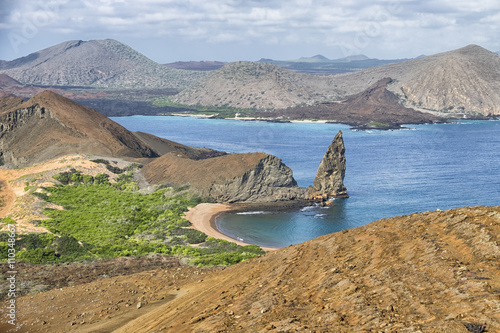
112, 116, 500, 248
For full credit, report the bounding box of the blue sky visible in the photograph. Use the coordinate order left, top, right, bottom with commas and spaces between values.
1, 0, 499, 62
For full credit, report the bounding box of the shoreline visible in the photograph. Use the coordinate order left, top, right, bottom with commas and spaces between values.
184, 203, 279, 252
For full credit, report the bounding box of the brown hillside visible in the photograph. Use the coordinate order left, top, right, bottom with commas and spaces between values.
6, 206, 500, 332
256, 78, 443, 126
142, 152, 304, 202
132, 131, 226, 160
143, 152, 267, 184
0, 90, 159, 167
0, 95, 24, 114
109, 206, 500, 333
0, 74, 23, 88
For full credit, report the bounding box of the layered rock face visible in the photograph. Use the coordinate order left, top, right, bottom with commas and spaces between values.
141, 152, 307, 203
209, 154, 307, 202
309, 130, 348, 200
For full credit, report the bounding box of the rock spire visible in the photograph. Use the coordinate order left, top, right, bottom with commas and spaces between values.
310, 130, 348, 201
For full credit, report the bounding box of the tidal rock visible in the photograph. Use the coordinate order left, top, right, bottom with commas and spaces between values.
310, 130, 348, 199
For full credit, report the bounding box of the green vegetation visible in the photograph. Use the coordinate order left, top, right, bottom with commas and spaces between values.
2, 169, 264, 266
91, 159, 143, 174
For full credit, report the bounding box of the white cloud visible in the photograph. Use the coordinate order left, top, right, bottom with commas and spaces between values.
0, 0, 499, 61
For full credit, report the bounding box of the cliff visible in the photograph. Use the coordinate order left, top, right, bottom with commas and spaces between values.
309, 130, 348, 200
141, 152, 307, 203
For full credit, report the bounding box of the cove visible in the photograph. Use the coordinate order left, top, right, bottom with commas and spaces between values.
112, 116, 500, 248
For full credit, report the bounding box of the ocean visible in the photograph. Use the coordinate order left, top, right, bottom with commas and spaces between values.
111, 116, 500, 248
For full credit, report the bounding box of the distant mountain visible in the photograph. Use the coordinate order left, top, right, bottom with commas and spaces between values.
328, 44, 500, 116
335, 54, 370, 62
0, 90, 221, 167
251, 78, 443, 127
0, 40, 208, 90
164, 61, 226, 71
258, 54, 405, 74
173, 61, 338, 109
181, 44, 499, 116
295, 54, 331, 62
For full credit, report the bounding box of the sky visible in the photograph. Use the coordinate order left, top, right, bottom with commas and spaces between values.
0, 0, 499, 63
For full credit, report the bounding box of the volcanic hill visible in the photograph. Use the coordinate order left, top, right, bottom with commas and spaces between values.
253, 78, 443, 127
5, 206, 499, 332
175, 44, 500, 117
329, 44, 500, 116
173, 61, 340, 109
0, 39, 208, 90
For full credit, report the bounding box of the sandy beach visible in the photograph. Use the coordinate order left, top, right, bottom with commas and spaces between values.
184, 203, 278, 251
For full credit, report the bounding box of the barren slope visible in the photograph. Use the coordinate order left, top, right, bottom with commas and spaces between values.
255, 78, 443, 126
0, 39, 207, 90
6, 206, 500, 332
0, 90, 160, 167
116, 206, 500, 333
329, 44, 500, 116
175, 45, 500, 116
173, 61, 342, 109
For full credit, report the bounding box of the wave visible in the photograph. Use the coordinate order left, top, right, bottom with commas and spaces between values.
236, 211, 269, 215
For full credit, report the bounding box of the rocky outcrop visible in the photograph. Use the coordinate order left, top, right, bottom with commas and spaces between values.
308, 130, 348, 202
142, 131, 348, 204
141, 152, 307, 203
208, 154, 307, 203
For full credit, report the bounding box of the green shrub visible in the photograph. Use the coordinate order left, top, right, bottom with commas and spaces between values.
94, 173, 110, 185
17, 248, 59, 264
32, 178, 263, 266
71, 172, 84, 183
170, 228, 207, 244
53, 172, 71, 185
83, 174, 94, 184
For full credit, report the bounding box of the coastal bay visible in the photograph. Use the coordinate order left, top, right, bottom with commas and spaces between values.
113, 116, 500, 248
